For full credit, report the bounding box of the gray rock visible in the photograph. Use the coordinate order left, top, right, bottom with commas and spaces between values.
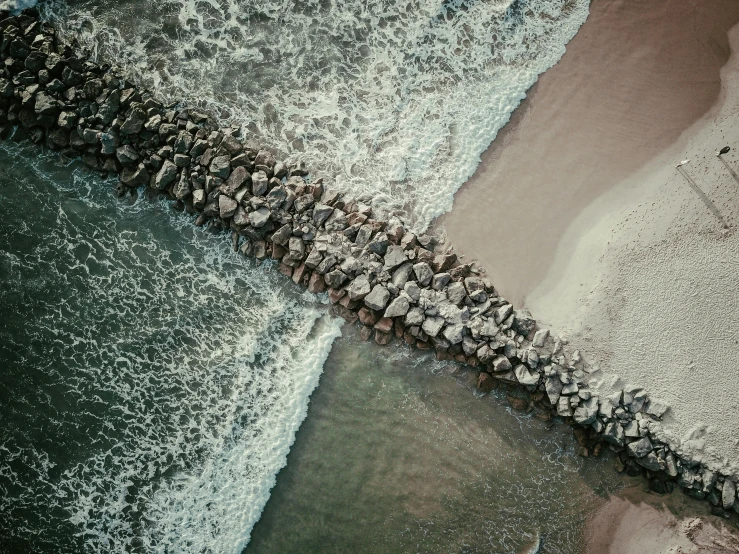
432, 273, 451, 291
116, 144, 139, 165
404, 281, 421, 303
603, 422, 625, 447
413, 262, 434, 287
233, 206, 249, 226
383, 245, 407, 271
210, 155, 231, 179
57, 111, 77, 129
492, 356, 512, 373
495, 304, 512, 324
645, 399, 669, 418
442, 323, 464, 344
723, 479, 737, 509
325, 269, 348, 289
545, 376, 563, 405
462, 336, 478, 356
174, 130, 193, 154
224, 166, 250, 195
405, 307, 425, 326
120, 106, 147, 134
316, 255, 337, 275
623, 420, 640, 438
364, 285, 390, 311
347, 275, 372, 301
476, 343, 495, 363
192, 189, 206, 209
305, 248, 323, 269
391, 262, 414, 289
354, 224, 373, 247
422, 316, 445, 338
629, 390, 648, 414
532, 329, 550, 348
219, 195, 238, 218
324, 209, 348, 232
174, 172, 191, 200
514, 364, 539, 386
446, 281, 466, 305
287, 237, 306, 261
119, 164, 149, 187
155, 160, 178, 190
635, 452, 662, 472
480, 318, 498, 338
249, 207, 271, 228
367, 233, 390, 256
573, 396, 599, 425
313, 203, 334, 227
626, 437, 653, 458
512, 309, 536, 336
271, 224, 292, 246
665, 453, 678, 477
383, 296, 409, 318
557, 396, 574, 418
249, 170, 268, 196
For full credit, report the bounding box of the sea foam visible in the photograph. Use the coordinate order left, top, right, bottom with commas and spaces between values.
43, 0, 589, 230
0, 143, 341, 553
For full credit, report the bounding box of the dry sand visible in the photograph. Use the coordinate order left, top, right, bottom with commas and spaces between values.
441, 0, 739, 473
585, 485, 739, 554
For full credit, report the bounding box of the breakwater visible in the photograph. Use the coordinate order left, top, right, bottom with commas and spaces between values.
1, 6, 737, 520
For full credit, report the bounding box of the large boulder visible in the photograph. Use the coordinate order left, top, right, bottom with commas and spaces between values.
364, 284, 390, 311
154, 160, 178, 190
384, 296, 410, 318
626, 437, 653, 458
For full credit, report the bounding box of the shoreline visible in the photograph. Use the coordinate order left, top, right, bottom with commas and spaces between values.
1, 4, 738, 538
439, 0, 739, 308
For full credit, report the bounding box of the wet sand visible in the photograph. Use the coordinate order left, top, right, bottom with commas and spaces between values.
440, 0, 739, 307
585, 485, 739, 553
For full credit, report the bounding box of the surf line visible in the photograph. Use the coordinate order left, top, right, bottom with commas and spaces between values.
1, 6, 737, 517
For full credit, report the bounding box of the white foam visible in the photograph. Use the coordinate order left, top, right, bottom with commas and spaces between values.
0, 0, 37, 12
44, 0, 589, 230
0, 143, 342, 552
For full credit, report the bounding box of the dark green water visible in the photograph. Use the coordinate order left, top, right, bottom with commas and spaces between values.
0, 142, 626, 553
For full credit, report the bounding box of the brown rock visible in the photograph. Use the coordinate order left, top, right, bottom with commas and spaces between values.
332, 304, 359, 324
416, 340, 432, 350
477, 372, 495, 393
507, 395, 530, 411
292, 263, 308, 285
374, 317, 393, 334
278, 263, 293, 277
328, 288, 346, 304
272, 243, 287, 260
339, 294, 361, 310
358, 307, 378, 326
375, 331, 391, 345
403, 330, 415, 345
360, 325, 373, 342
307, 272, 326, 293
394, 318, 404, 339
436, 350, 454, 362
454, 354, 467, 363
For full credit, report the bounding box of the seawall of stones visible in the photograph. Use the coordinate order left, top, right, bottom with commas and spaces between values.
1, 8, 736, 517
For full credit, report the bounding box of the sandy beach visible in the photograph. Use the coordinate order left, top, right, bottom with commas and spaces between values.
442, 0, 739, 473
441, 0, 739, 307
585, 484, 739, 553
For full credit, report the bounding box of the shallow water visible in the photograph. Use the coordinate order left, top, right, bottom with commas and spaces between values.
248, 336, 624, 554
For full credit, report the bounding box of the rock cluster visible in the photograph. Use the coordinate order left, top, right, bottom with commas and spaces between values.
1, 7, 736, 518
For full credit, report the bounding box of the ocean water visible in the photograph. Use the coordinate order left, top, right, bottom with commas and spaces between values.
0, 1, 615, 552
0, 144, 342, 553
41, 0, 589, 229
0, 142, 625, 553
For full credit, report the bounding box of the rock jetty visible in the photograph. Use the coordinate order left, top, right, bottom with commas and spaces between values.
1, 7, 737, 518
